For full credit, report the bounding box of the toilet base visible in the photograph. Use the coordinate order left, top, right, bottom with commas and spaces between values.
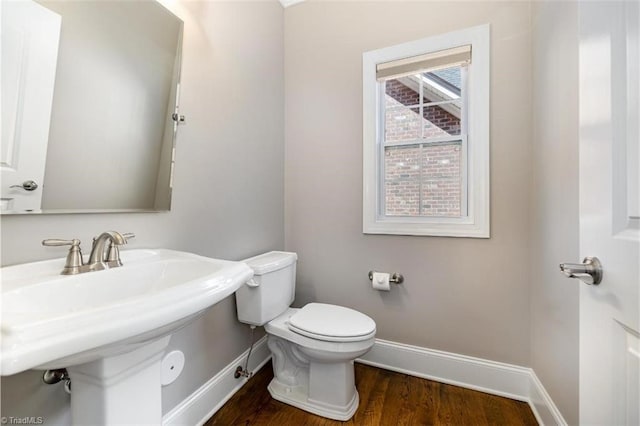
263, 309, 375, 421
267, 377, 359, 421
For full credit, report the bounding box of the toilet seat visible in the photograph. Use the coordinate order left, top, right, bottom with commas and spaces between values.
287, 303, 376, 342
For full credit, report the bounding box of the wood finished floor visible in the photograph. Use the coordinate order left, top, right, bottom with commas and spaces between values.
205, 361, 538, 426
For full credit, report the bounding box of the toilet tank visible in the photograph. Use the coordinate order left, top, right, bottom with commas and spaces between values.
235, 251, 297, 326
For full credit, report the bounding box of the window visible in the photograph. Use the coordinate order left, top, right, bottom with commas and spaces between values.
363, 25, 490, 237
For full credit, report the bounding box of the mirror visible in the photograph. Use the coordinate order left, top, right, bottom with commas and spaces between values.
0, 0, 183, 214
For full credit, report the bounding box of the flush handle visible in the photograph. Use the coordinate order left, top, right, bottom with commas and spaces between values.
559, 256, 603, 285
246, 278, 259, 288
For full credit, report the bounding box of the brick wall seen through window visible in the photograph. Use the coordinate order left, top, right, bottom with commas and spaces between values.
383, 72, 463, 217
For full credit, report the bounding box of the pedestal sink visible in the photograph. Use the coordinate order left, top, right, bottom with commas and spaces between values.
1, 249, 253, 425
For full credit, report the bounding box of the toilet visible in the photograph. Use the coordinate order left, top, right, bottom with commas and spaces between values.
235, 251, 376, 421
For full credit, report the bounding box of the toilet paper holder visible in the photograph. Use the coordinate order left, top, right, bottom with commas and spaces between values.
368, 271, 404, 284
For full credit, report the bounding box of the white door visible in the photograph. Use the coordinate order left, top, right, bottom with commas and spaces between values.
578, 1, 639, 425
0, 0, 61, 212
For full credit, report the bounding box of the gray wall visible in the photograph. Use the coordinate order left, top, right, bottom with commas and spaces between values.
530, 2, 580, 424
0, 1, 283, 423
284, 1, 533, 366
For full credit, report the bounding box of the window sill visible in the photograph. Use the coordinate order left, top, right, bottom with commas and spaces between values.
363, 217, 490, 238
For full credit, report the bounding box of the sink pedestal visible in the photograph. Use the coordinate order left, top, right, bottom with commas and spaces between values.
67, 336, 171, 425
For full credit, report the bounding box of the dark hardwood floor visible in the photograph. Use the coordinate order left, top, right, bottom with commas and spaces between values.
205, 361, 538, 425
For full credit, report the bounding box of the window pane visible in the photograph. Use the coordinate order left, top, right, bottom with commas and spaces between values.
423, 101, 461, 138
422, 66, 462, 102
421, 142, 462, 217
384, 145, 421, 216
385, 78, 420, 107
384, 142, 463, 218
385, 105, 421, 142
384, 78, 422, 142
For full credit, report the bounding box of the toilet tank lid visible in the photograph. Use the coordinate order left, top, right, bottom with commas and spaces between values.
243, 251, 297, 275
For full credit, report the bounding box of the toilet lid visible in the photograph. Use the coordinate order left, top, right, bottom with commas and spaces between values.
288, 303, 376, 342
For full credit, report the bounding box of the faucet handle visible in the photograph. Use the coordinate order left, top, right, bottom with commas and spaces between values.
42, 238, 81, 247
122, 232, 135, 242
42, 239, 84, 275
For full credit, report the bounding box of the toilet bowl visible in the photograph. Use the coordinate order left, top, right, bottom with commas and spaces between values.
235, 252, 376, 421
265, 305, 375, 420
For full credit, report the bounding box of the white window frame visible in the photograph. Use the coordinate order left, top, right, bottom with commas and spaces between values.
362, 24, 490, 238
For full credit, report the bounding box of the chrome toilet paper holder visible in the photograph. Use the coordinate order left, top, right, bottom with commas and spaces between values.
368, 271, 404, 284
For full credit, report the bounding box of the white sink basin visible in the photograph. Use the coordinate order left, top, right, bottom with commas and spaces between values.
1, 249, 253, 376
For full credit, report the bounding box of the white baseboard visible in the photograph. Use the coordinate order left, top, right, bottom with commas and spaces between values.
357, 339, 567, 426
162, 335, 271, 426
163, 336, 565, 426
527, 370, 567, 426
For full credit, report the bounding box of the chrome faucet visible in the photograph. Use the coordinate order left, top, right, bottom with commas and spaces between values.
43, 231, 135, 275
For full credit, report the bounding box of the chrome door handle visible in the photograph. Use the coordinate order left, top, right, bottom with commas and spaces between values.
559, 256, 603, 285
10, 180, 38, 191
